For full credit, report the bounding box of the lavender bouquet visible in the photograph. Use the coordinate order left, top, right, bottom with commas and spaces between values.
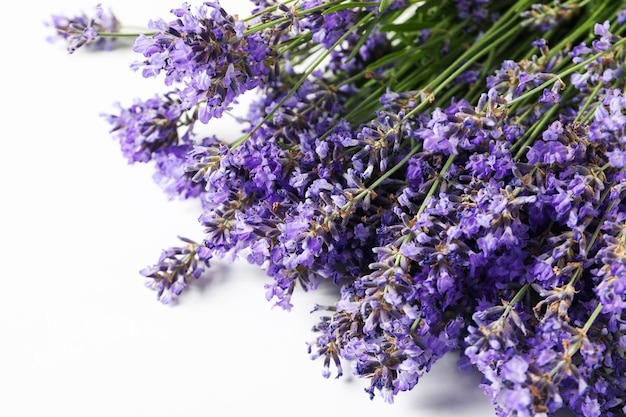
48, 1, 626, 416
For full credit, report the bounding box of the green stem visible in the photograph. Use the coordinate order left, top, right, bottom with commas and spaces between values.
416, 154, 455, 217
573, 81, 605, 125
492, 283, 530, 324
546, 302, 602, 379
243, 0, 346, 36
579, 303, 603, 336
423, 0, 534, 96
242, 0, 297, 22
232, 9, 378, 148
346, 143, 423, 209
547, 0, 611, 62
507, 283, 530, 312
511, 103, 560, 160
433, 25, 522, 99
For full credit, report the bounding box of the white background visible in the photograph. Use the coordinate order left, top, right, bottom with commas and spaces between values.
1, 1, 496, 416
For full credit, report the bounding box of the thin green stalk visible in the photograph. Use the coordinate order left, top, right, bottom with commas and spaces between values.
232, 9, 378, 148
347, 143, 423, 208
416, 154, 456, 217
435, 25, 522, 99
511, 103, 561, 160
331, 0, 534, 124
242, 0, 297, 22
423, 0, 533, 97
392, 4, 532, 125
573, 81, 604, 124
579, 304, 604, 336
278, 31, 314, 55
547, 303, 602, 380
488, 283, 531, 326
243, 0, 346, 36
547, 0, 612, 62
506, 283, 530, 313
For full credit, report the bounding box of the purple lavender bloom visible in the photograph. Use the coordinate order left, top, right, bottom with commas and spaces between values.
606, 149, 626, 168
580, 395, 602, 417
132, 1, 274, 123
418, 94, 505, 155
104, 92, 191, 163
487, 54, 556, 102
328, 28, 392, 79
302, 1, 359, 50
594, 210, 626, 314
592, 21, 613, 51
152, 136, 220, 201
502, 387, 532, 416
531, 37, 548, 49
619, 7, 626, 25
47, 4, 120, 53
520, 2, 580, 31
587, 89, 626, 168
142, 237, 210, 304
501, 355, 529, 384
455, 0, 491, 20
527, 121, 576, 165
538, 86, 561, 107
454, 0, 493, 33
54, 1, 626, 413
569, 25, 624, 90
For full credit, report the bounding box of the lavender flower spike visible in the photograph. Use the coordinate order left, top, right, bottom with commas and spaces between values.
131, 1, 275, 123
141, 237, 210, 305
47, 4, 120, 53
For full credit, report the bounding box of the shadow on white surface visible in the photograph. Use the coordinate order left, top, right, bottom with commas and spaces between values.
176, 261, 499, 417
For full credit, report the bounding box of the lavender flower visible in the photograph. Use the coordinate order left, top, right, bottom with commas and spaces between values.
104, 92, 191, 163
47, 4, 120, 53
588, 89, 626, 169
569, 23, 625, 90
132, 1, 276, 123
520, 2, 580, 31
141, 237, 210, 304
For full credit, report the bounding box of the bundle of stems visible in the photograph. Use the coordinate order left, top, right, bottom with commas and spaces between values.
48, 1, 626, 415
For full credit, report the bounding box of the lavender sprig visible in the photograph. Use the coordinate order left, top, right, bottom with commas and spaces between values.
47, 4, 121, 53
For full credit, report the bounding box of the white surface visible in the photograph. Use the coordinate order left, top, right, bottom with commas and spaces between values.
1, 1, 496, 416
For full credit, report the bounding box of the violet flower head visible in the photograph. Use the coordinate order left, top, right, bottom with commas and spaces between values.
619, 6, 626, 25
151, 137, 220, 201
103, 92, 191, 164
454, 0, 491, 19
141, 237, 210, 304
588, 89, 626, 168
569, 24, 625, 90
131, 1, 275, 123
47, 4, 120, 53
520, 2, 580, 31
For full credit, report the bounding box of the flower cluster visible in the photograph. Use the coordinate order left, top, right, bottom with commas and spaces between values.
130, 2, 277, 123
49, 1, 626, 416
